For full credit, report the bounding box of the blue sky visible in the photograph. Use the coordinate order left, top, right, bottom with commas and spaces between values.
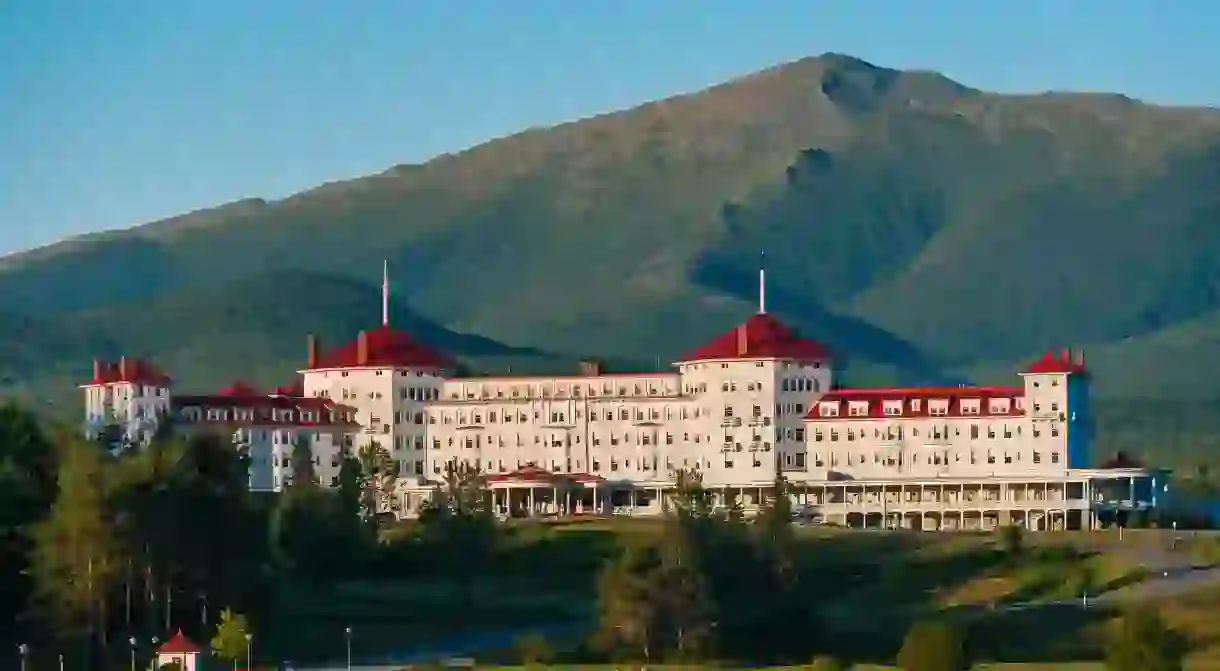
0, 1, 1215, 256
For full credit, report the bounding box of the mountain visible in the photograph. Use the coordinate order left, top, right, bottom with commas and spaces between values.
0, 270, 561, 413
4, 53, 1220, 408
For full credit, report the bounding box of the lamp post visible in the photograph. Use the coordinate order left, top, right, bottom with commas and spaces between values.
18, 644, 28, 671
129, 636, 137, 671
245, 632, 253, 670
345, 626, 352, 671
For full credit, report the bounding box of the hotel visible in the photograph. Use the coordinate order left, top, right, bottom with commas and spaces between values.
79, 267, 1162, 531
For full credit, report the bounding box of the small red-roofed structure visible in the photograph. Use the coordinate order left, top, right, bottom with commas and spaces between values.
155, 630, 202, 671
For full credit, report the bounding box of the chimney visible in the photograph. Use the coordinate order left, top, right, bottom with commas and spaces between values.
1060, 348, 1069, 362
578, 359, 603, 377
119, 356, 129, 381
357, 330, 369, 366
92, 358, 101, 382
1078, 349, 1086, 367
306, 334, 318, 369
736, 323, 749, 356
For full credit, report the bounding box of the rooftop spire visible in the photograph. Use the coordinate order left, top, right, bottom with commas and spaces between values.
382, 260, 389, 326
758, 249, 766, 314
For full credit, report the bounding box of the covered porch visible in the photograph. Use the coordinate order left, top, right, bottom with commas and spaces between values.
486, 466, 607, 517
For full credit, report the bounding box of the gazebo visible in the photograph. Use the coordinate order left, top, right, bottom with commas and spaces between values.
484, 466, 605, 517
155, 630, 202, 671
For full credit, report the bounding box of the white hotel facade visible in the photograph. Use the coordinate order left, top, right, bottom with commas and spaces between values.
80, 271, 1162, 532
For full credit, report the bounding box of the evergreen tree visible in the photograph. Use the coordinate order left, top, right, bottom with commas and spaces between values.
28, 435, 123, 656
0, 402, 57, 644
289, 433, 317, 488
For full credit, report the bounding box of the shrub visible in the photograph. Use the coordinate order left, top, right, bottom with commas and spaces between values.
1105, 609, 1186, 671
998, 523, 1023, 557
895, 619, 970, 671
515, 631, 556, 666
808, 653, 846, 671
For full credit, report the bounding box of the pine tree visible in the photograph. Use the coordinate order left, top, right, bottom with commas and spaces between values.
28, 435, 124, 657
289, 433, 317, 488
0, 402, 57, 644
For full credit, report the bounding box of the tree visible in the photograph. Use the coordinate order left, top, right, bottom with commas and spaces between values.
592, 513, 716, 663
998, 524, 1023, 559
270, 484, 368, 581
358, 440, 398, 531
744, 473, 815, 661
289, 433, 317, 488
1105, 609, 1186, 671
27, 434, 123, 651
515, 631, 556, 667
752, 473, 797, 578
417, 461, 496, 552
0, 402, 57, 643
210, 607, 251, 668
895, 619, 971, 671
592, 539, 661, 661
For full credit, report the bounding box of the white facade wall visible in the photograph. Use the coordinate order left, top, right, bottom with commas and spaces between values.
81, 380, 171, 445
236, 424, 346, 492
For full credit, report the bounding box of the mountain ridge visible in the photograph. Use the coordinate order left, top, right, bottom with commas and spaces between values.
3, 52, 1220, 405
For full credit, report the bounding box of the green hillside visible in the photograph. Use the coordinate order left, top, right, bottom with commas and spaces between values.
0, 270, 568, 414
3, 53, 1220, 412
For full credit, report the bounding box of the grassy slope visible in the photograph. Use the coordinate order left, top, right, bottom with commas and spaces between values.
282, 519, 1220, 669
3, 54, 1220, 406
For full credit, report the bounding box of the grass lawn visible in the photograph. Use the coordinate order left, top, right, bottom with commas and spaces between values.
266, 518, 1219, 668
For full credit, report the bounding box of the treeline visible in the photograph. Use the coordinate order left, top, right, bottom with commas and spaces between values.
1, 401, 280, 669
0, 400, 463, 669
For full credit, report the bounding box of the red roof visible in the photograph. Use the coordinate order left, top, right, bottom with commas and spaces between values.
156, 630, 201, 655
83, 357, 171, 386
807, 386, 1026, 421
485, 466, 605, 485
1024, 350, 1087, 374
214, 380, 261, 397
310, 325, 448, 370
677, 313, 829, 363
272, 378, 305, 396
486, 465, 561, 485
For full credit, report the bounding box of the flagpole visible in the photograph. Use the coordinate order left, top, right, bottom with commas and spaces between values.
758, 249, 766, 314
382, 260, 390, 326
